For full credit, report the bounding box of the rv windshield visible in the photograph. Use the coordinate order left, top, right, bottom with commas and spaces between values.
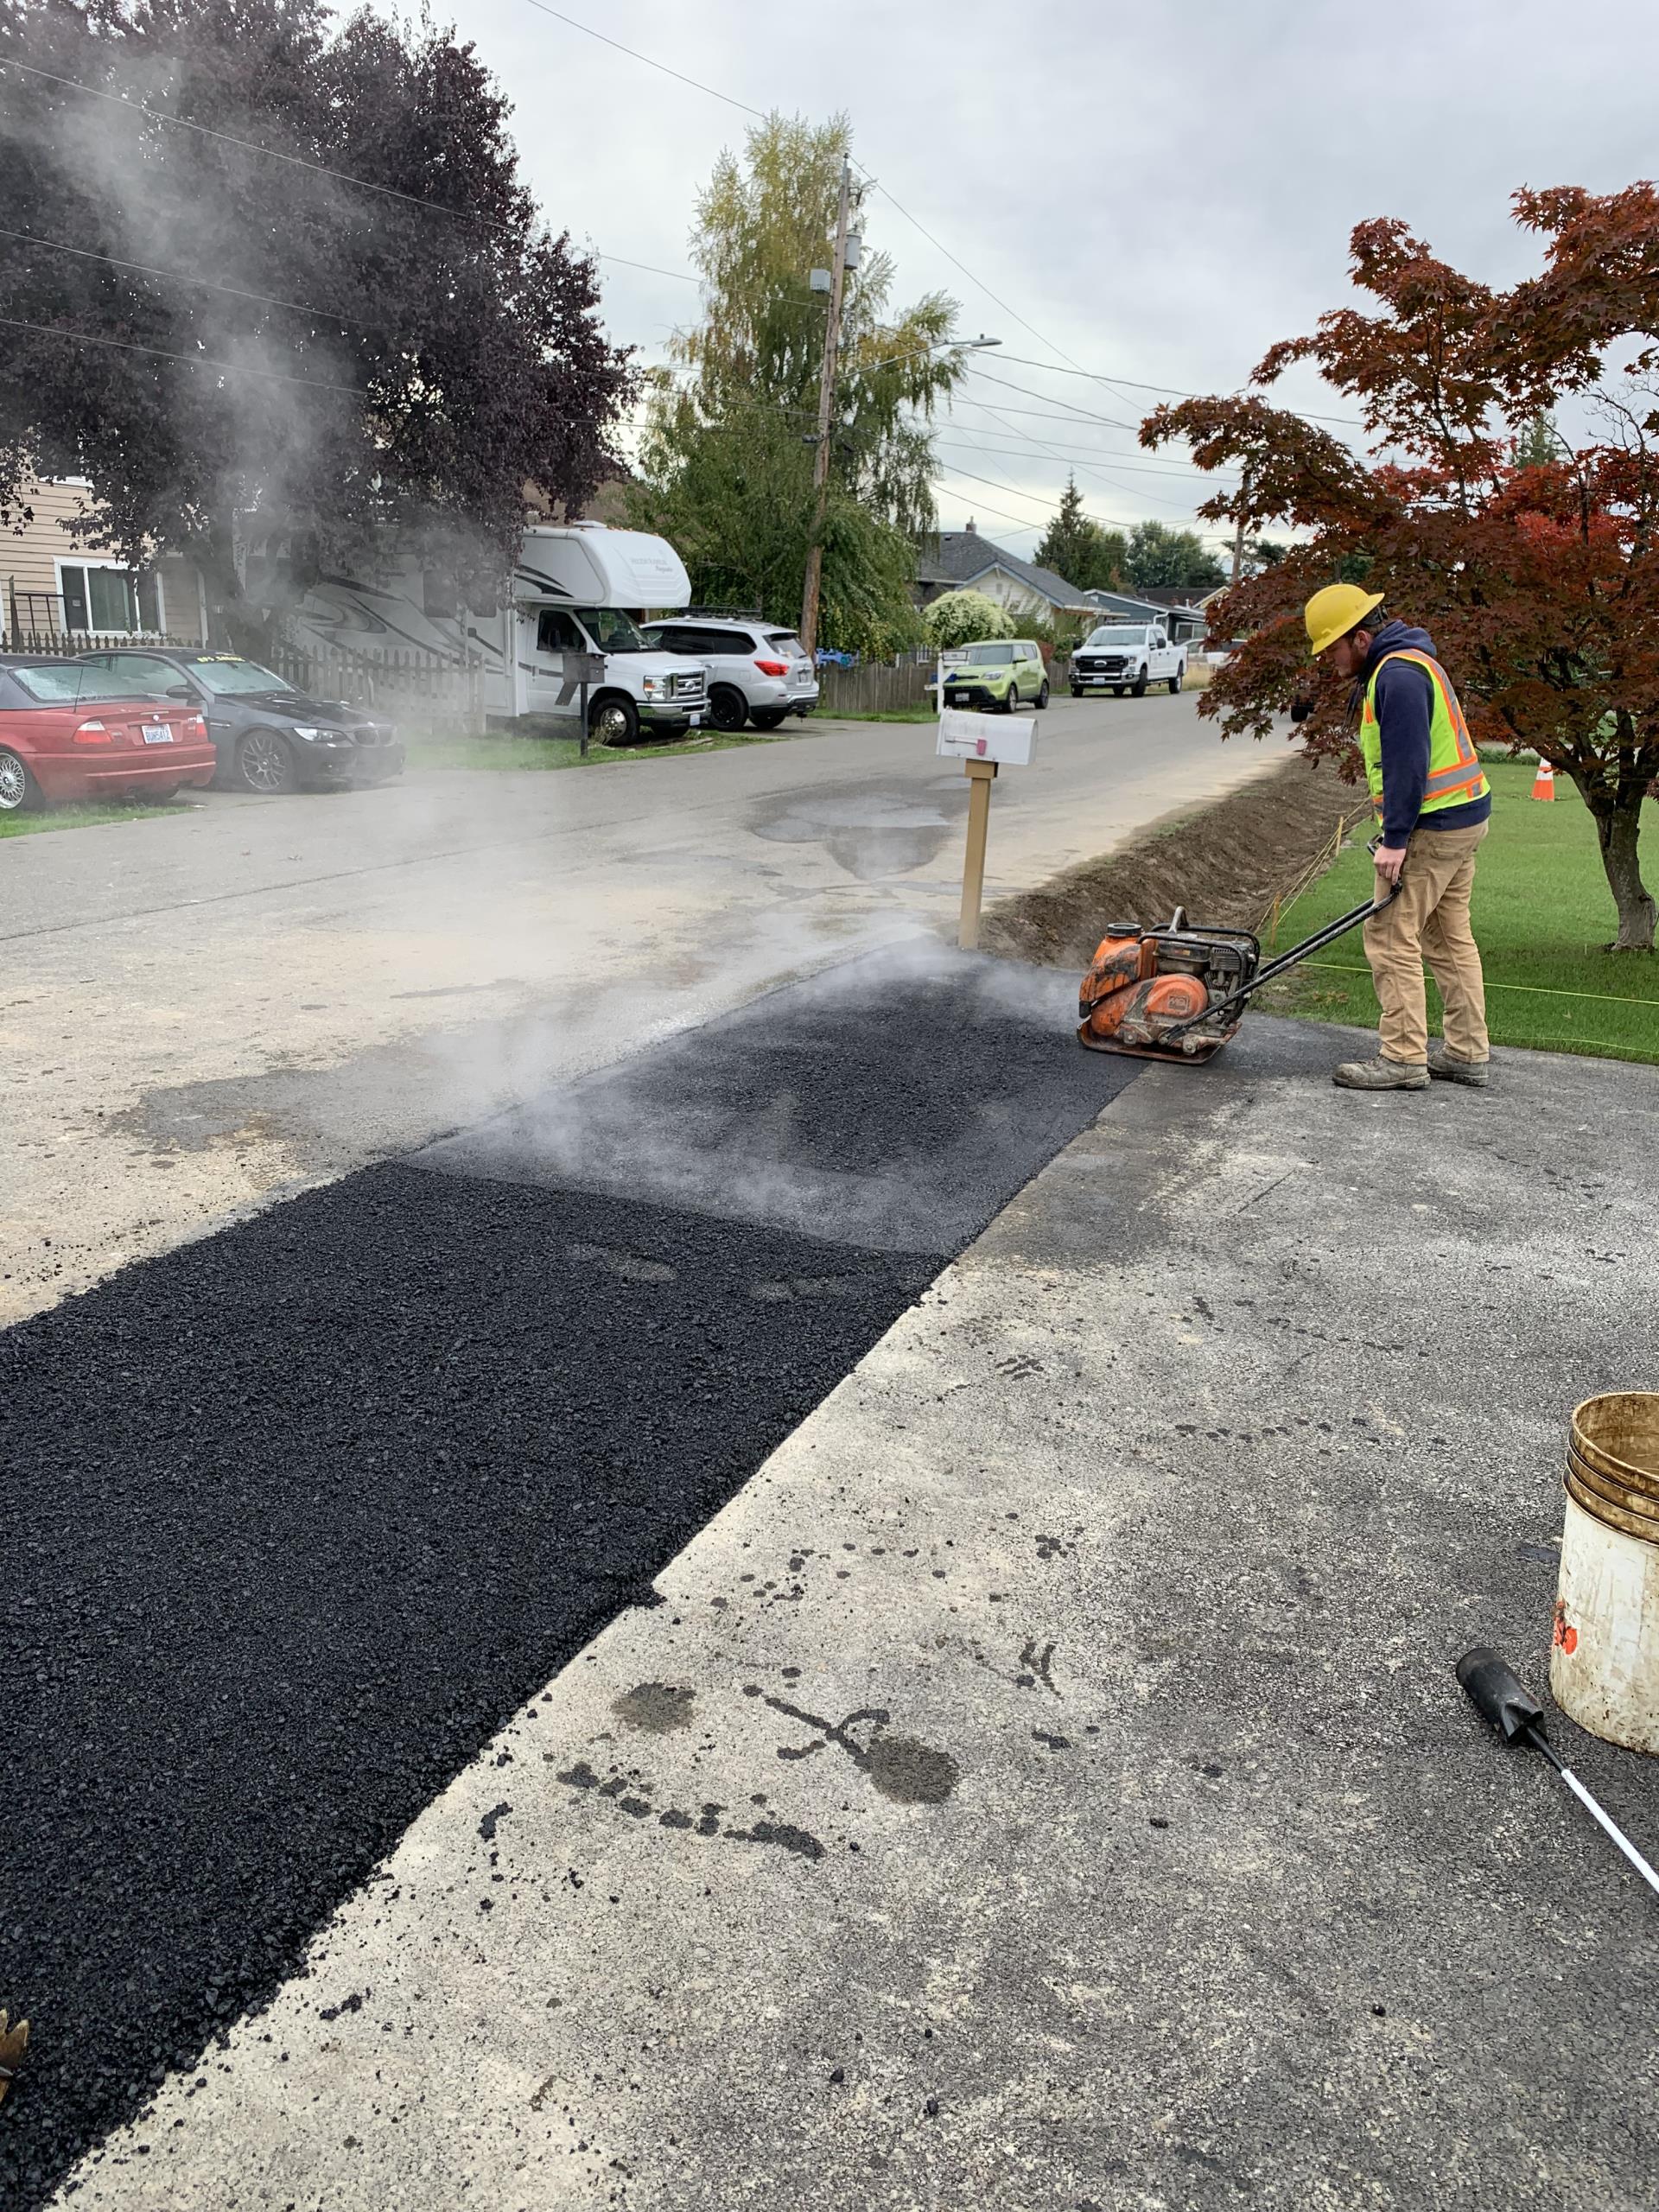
574, 607, 647, 653
1084, 627, 1148, 646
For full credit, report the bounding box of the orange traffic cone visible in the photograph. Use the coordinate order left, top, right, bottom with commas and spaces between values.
1531, 759, 1555, 801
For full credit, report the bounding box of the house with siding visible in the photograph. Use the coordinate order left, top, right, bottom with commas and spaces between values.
1080, 585, 1211, 644
914, 522, 1092, 623
2, 479, 207, 646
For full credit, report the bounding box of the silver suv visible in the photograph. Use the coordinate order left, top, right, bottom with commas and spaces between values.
641, 616, 820, 733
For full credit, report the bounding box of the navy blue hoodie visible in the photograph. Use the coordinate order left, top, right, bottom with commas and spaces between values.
1357, 620, 1492, 847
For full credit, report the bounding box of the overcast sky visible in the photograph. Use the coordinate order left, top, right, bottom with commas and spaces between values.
457, 0, 1659, 559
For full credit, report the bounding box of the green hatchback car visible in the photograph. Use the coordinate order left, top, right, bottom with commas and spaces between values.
938, 638, 1050, 714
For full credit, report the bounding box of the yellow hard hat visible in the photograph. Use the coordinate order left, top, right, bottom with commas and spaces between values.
1304, 583, 1384, 657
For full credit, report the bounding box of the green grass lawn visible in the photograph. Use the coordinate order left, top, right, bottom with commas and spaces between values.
1262, 762, 1659, 1065
406, 724, 811, 771
0, 798, 184, 839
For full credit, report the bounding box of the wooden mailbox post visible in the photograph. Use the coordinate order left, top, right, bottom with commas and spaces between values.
935, 702, 1038, 950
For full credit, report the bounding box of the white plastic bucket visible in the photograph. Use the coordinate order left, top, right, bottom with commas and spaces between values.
1552, 1491, 1659, 1755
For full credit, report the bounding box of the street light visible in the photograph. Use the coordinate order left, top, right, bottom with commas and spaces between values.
849, 333, 1001, 371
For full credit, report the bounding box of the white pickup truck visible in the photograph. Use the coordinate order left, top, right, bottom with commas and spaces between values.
1068, 623, 1186, 698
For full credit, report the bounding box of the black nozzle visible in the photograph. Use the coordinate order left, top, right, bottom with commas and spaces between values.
1456, 1646, 1548, 1747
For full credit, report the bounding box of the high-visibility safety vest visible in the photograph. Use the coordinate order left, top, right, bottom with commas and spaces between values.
1360, 649, 1489, 824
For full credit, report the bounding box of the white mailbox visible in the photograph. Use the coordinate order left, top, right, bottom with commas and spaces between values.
936, 707, 1037, 766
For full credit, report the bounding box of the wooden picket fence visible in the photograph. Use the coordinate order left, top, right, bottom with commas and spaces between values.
0, 619, 487, 734
817, 658, 933, 717
267, 638, 487, 734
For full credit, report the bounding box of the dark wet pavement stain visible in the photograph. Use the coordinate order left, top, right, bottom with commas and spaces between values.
613, 1682, 698, 1734
556, 1761, 824, 1864
757, 1691, 961, 1804
747, 780, 964, 880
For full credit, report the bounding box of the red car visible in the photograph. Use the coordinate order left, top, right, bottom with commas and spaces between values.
0, 656, 218, 813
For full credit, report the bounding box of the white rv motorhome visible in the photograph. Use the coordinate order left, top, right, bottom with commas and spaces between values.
283, 524, 707, 740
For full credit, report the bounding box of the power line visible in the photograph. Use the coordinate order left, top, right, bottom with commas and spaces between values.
932, 465, 1234, 550
963, 362, 1140, 433
944, 409, 1243, 479
950, 388, 1185, 442
850, 168, 1091, 381
991, 348, 1363, 429
510, 0, 1169, 398
937, 433, 1237, 493
0, 220, 378, 331
0, 54, 474, 226
514, 0, 766, 118
1, 52, 686, 294
0, 311, 362, 392
932, 462, 1141, 536
594, 251, 701, 286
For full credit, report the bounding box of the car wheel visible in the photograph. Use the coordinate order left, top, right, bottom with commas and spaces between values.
1168, 670, 1182, 694
589, 692, 640, 747
750, 708, 787, 730
708, 685, 747, 734
235, 728, 297, 793
1036, 680, 1050, 710
996, 686, 1014, 714
1131, 667, 1148, 697
0, 746, 40, 812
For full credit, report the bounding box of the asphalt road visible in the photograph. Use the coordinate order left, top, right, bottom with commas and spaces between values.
0, 951, 1139, 2210
0, 694, 1279, 1324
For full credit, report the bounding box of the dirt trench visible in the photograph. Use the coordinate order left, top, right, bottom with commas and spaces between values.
984, 754, 1368, 969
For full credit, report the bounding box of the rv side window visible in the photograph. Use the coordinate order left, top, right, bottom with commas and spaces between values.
537, 609, 582, 654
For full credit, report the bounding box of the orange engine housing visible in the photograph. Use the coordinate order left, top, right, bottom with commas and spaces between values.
1077, 912, 1258, 1062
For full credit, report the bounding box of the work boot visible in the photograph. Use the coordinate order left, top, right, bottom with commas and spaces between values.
1332, 1057, 1429, 1090
1427, 1046, 1491, 1088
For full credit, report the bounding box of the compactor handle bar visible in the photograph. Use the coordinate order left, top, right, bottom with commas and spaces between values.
1162, 869, 1402, 1041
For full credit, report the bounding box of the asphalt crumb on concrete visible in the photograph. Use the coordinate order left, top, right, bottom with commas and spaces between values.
0, 950, 1137, 2209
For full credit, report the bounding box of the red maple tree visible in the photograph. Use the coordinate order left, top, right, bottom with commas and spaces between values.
1146, 188, 1659, 950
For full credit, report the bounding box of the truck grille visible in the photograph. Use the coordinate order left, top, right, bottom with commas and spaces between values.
671, 671, 704, 700
1077, 656, 1126, 675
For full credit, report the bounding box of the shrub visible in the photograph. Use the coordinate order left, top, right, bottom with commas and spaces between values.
922, 590, 1015, 650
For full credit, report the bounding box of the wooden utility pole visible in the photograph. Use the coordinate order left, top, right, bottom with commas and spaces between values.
1230, 466, 1253, 588
799, 156, 853, 658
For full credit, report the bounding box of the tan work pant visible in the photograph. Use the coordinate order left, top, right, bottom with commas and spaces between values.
1363, 820, 1491, 1065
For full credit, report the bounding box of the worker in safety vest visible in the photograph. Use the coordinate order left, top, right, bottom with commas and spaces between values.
1304, 585, 1492, 1090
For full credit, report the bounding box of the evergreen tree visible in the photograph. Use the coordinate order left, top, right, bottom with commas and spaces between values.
1033, 475, 1127, 591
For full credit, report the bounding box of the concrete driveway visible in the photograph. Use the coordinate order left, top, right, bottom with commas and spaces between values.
0, 695, 1280, 1325
26, 1003, 1658, 2212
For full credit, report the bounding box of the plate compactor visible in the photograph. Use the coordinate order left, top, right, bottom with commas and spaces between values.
1077, 887, 1395, 1064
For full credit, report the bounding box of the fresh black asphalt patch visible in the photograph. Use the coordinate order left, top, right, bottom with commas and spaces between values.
0, 951, 1137, 2205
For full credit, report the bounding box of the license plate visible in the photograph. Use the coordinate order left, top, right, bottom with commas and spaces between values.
142, 725, 174, 745
689, 713, 702, 727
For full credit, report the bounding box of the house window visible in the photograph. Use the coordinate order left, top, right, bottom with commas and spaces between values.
57, 562, 164, 635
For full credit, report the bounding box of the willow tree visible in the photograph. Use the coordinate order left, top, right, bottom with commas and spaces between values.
629, 115, 961, 655
1145, 191, 1659, 950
